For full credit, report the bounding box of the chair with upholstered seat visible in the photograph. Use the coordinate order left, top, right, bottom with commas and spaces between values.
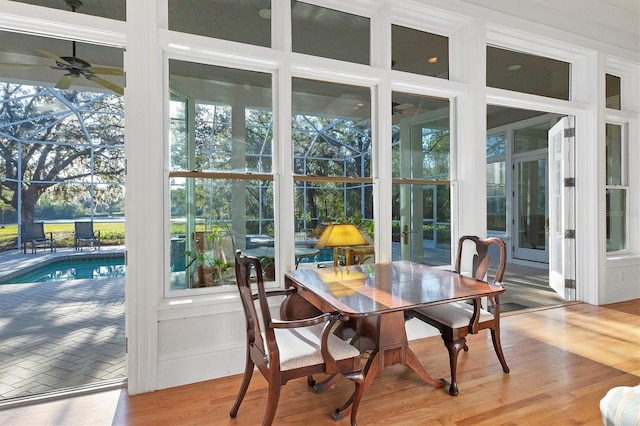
74, 221, 101, 250
230, 250, 364, 426
407, 236, 509, 396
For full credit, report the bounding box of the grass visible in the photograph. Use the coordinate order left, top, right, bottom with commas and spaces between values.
0, 222, 125, 251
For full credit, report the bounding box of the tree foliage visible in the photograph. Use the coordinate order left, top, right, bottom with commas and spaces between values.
0, 83, 124, 223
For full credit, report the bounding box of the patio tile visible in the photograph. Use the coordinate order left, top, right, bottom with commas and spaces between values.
0, 246, 126, 400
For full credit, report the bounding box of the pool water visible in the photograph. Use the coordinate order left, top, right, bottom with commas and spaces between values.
3, 257, 126, 284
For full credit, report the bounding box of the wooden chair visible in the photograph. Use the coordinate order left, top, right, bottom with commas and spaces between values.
407, 236, 509, 396
74, 221, 101, 250
230, 250, 364, 426
22, 222, 56, 254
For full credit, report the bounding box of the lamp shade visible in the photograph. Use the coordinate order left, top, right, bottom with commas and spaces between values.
314, 223, 368, 248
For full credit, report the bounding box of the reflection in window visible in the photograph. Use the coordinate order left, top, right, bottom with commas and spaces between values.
292, 1, 370, 65
168, 60, 273, 291
486, 134, 506, 157
487, 46, 570, 100
606, 74, 621, 110
169, 0, 271, 47
392, 25, 448, 78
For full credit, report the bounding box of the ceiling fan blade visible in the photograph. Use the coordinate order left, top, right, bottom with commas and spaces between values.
86, 75, 124, 96
0, 62, 53, 68
56, 74, 75, 89
36, 49, 71, 66
86, 66, 124, 76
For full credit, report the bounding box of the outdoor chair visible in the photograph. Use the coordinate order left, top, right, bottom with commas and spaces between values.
230, 250, 364, 426
22, 222, 57, 254
74, 221, 101, 250
406, 236, 510, 396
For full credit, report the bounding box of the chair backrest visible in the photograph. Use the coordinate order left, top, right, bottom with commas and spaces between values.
75, 221, 94, 238
23, 222, 45, 240
454, 236, 506, 284
234, 250, 270, 361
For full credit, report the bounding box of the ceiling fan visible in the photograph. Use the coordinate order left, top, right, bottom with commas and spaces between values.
392, 102, 420, 124
0, 0, 124, 95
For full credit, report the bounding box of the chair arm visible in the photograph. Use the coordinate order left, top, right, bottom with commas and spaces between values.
252, 287, 296, 300
47, 232, 54, 240
270, 311, 341, 329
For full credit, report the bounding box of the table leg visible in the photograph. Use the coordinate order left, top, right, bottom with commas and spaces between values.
333, 312, 445, 419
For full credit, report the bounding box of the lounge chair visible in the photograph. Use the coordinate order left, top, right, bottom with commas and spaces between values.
22, 222, 57, 254
74, 221, 101, 250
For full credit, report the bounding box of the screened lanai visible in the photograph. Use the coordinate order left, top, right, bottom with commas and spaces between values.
167, 60, 452, 291
0, 83, 125, 251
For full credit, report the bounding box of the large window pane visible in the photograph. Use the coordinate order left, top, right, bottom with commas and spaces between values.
170, 177, 273, 289
292, 78, 372, 265
168, 60, 273, 292
605, 123, 627, 253
487, 46, 570, 100
292, 1, 370, 65
292, 78, 371, 178
169, 0, 271, 47
391, 93, 450, 179
392, 25, 448, 78
169, 60, 273, 173
391, 92, 450, 264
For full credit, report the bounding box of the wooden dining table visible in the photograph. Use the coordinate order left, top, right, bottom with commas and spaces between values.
283, 260, 505, 419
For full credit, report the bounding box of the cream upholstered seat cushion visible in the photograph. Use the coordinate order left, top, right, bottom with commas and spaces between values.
600, 384, 640, 426
414, 301, 494, 329
269, 324, 360, 371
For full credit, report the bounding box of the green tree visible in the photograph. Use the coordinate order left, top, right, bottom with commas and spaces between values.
0, 83, 124, 223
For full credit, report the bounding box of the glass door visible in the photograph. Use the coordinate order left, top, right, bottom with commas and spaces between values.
513, 153, 548, 263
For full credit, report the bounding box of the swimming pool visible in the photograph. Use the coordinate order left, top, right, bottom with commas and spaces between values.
1, 255, 126, 284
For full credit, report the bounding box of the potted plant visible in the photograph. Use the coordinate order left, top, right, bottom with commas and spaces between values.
259, 256, 276, 280
185, 227, 233, 286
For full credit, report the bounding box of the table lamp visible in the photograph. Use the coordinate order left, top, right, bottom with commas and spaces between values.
314, 223, 368, 267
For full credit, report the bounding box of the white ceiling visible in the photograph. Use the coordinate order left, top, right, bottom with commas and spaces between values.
458, 0, 639, 54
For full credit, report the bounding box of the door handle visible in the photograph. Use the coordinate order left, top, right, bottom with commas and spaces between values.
402, 225, 416, 245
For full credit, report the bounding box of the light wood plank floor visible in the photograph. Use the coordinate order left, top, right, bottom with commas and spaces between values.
1, 300, 638, 425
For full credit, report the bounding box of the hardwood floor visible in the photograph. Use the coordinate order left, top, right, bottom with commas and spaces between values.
1, 300, 638, 425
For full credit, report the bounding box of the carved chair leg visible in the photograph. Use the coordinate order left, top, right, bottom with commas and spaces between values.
332, 370, 365, 426
229, 357, 254, 418
443, 336, 466, 396
490, 328, 510, 373
263, 382, 281, 426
